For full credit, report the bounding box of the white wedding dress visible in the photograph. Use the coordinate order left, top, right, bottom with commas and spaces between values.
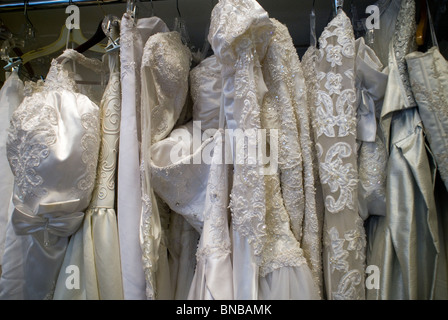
309, 8, 367, 300
117, 12, 169, 300
209, 0, 319, 300
0, 49, 102, 299
53, 46, 124, 300
139, 30, 194, 299
186, 54, 234, 300
0, 69, 24, 271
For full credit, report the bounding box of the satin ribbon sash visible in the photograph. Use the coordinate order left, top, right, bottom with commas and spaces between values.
11, 199, 85, 247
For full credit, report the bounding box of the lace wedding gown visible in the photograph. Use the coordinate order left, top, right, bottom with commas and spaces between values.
139, 30, 194, 299
0, 49, 101, 299
209, 0, 319, 300
306, 8, 367, 300
118, 12, 169, 300
0, 69, 24, 270
186, 54, 234, 300
53, 48, 124, 300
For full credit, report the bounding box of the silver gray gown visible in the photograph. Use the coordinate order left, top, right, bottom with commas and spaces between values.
366, 0, 448, 300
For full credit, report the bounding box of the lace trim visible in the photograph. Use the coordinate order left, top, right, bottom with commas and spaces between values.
319, 142, 358, 214
230, 46, 267, 259
302, 45, 326, 294
140, 186, 156, 300
141, 31, 192, 144
358, 137, 387, 206
315, 10, 366, 299
261, 19, 322, 289
77, 113, 100, 193
392, 0, 417, 107
56, 49, 104, 73
196, 133, 232, 262
7, 94, 58, 200
410, 73, 448, 186
208, 0, 273, 66
325, 219, 366, 300
89, 64, 121, 207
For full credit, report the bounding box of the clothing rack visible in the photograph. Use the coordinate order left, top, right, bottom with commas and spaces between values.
0, 0, 165, 12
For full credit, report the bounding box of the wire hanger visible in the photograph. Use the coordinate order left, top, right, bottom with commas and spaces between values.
333, 0, 343, 16
310, 0, 317, 48
127, 0, 138, 22
103, 15, 120, 53
192, 0, 214, 64
150, 0, 155, 17
173, 0, 191, 48
23, 0, 36, 42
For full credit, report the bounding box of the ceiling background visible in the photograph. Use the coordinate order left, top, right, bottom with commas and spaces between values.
0, 0, 446, 82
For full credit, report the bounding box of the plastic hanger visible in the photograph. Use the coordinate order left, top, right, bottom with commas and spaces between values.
416, 0, 428, 46
74, 20, 106, 53
20, 25, 105, 64
1, 37, 35, 79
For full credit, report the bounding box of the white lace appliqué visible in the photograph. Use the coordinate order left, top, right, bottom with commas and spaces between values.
7, 98, 58, 200
313, 10, 366, 300
319, 142, 358, 214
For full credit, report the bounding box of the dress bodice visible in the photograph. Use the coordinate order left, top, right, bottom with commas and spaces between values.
190, 55, 222, 131
406, 47, 448, 191
141, 31, 192, 144
8, 49, 102, 221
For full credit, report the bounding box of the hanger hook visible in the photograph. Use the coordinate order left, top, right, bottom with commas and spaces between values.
176, 0, 181, 17
24, 0, 33, 26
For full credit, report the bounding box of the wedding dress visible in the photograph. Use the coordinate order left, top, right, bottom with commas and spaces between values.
366, 0, 446, 299
53, 47, 123, 300
312, 8, 367, 300
118, 12, 169, 300
405, 39, 448, 299
0, 69, 24, 270
259, 18, 321, 299
302, 33, 326, 298
186, 54, 234, 300
0, 49, 102, 299
406, 46, 448, 192
209, 0, 319, 300
139, 30, 194, 299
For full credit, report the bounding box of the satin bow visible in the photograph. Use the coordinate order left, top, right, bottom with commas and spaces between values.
11, 199, 84, 247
